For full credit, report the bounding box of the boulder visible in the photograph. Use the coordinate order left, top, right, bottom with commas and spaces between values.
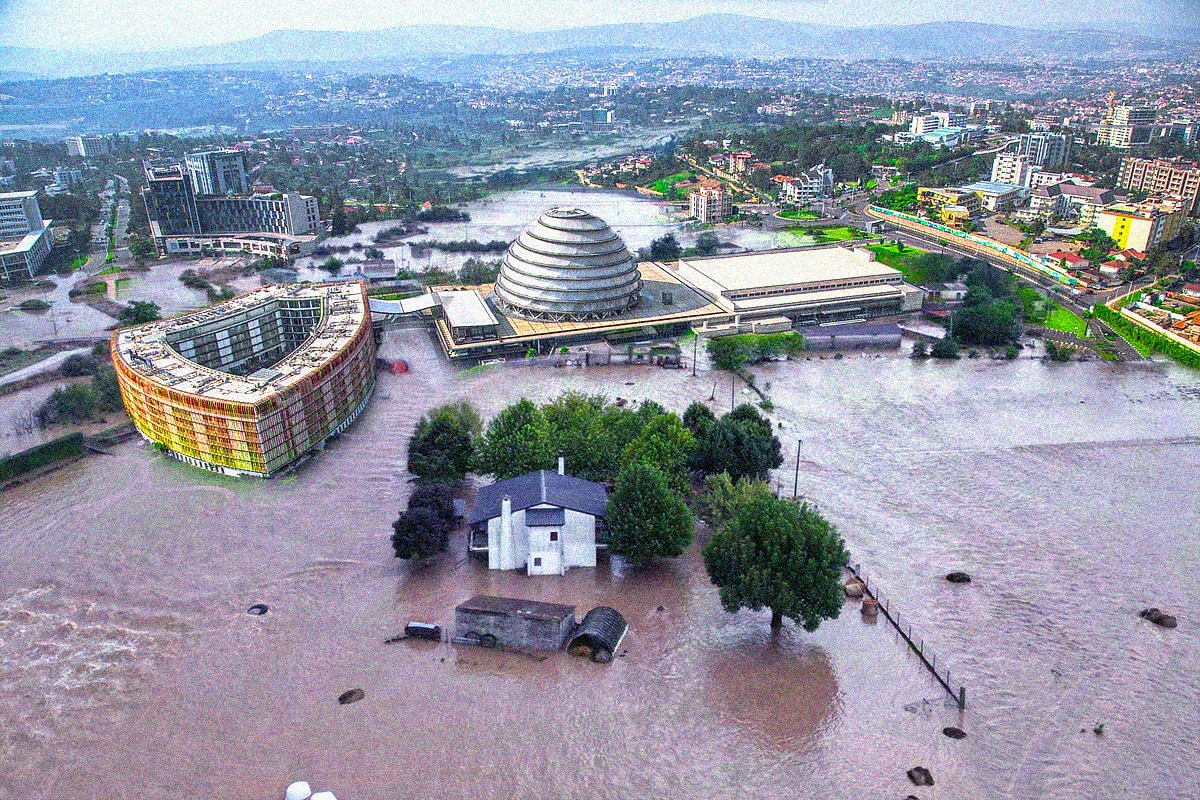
247, 603, 269, 616
844, 581, 864, 598
1139, 608, 1177, 628
945, 572, 972, 584
337, 688, 364, 705
861, 596, 879, 617
943, 726, 967, 740
907, 766, 935, 786
286, 782, 312, 800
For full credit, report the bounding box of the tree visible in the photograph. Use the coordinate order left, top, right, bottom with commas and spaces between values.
911, 340, 930, 359
703, 495, 847, 632
930, 336, 960, 359
318, 257, 343, 276
476, 399, 555, 479
649, 233, 682, 262
391, 482, 455, 561
408, 403, 477, 483
695, 231, 720, 255
698, 406, 784, 481
682, 401, 717, 440
620, 414, 697, 494
606, 461, 695, 565
118, 301, 160, 326
128, 235, 157, 262
697, 472, 772, 530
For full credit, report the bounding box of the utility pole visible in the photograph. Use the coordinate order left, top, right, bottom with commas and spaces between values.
692, 334, 697, 377
730, 375, 735, 411
793, 438, 802, 498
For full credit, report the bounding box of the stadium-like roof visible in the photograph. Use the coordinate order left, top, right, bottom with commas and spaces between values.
493, 207, 642, 321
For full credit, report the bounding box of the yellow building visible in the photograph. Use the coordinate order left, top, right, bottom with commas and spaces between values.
917, 186, 982, 218
112, 282, 376, 477
1096, 199, 1185, 253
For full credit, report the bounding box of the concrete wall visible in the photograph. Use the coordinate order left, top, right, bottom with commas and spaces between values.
486, 505, 597, 574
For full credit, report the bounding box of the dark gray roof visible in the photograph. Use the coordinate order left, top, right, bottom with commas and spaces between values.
525, 507, 566, 527
799, 322, 902, 338
468, 470, 608, 524
569, 606, 628, 652
456, 595, 576, 622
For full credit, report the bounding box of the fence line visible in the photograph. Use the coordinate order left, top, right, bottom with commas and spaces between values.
848, 561, 967, 709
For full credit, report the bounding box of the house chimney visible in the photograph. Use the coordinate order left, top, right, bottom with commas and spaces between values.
557, 454, 565, 475
500, 494, 514, 570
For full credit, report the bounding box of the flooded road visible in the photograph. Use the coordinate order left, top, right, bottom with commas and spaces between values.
1, 329, 1199, 799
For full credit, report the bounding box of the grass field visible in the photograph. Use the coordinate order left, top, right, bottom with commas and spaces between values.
865, 242, 931, 284
778, 209, 822, 220
646, 172, 694, 196
1044, 306, 1089, 338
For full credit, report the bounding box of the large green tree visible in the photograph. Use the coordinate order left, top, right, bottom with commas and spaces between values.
407, 402, 478, 483
542, 392, 625, 482
698, 404, 783, 481
476, 399, 555, 479
697, 472, 773, 531
620, 414, 697, 494
606, 461, 694, 565
703, 495, 847, 631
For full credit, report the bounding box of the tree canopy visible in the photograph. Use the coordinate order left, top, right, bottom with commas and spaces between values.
619, 413, 697, 494
475, 398, 556, 479
392, 482, 456, 561
696, 404, 784, 481
407, 401, 479, 483
606, 461, 695, 565
649, 233, 682, 262
703, 494, 847, 631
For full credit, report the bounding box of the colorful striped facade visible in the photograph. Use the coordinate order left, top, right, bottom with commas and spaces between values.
112, 282, 376, 477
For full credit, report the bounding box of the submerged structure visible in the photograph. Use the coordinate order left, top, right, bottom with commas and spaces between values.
112, 282, 376, 477
492, 207, 643, 321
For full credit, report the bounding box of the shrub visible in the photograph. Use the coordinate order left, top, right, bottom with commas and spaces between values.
61, 353, 100, 376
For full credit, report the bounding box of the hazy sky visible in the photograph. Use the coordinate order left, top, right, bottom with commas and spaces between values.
0, 0, 1190, 50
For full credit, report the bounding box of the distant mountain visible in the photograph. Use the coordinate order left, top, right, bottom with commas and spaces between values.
0, 15, 1192, 79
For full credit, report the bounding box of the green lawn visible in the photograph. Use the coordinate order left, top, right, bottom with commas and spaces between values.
865, 242, 930, 284
1044, 306, 1089, 338
816, 226, 868, 242
647, 172, 694, 195
778, 209, 822, 220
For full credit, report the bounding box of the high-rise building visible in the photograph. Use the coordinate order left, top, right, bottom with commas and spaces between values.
578, 108, 613, 127
1098, 105, 1155, 149
184, 150, 249, 196
1015, 132, 1070, 168
690, 187, 732, 225
64, 135, 112, 158
991, 153, 1035, 187
1117, 156, 1200, 215
0, 190, 54, 280
142, 159, 320, 257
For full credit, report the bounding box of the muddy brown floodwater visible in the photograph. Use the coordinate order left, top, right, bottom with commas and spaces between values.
2, 327, 1199, 800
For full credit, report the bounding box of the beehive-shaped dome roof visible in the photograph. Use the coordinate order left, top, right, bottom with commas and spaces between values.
493, 207, 642, 321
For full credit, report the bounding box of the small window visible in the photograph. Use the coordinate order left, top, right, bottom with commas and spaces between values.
549, 531, 558, 542
533, 557, 542, 567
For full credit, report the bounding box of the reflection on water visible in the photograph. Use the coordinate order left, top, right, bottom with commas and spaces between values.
1, 328, 1199, 798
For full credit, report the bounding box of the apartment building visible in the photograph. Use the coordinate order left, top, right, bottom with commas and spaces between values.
1015, 132, 1069, 168
64, 135, 111, 158
184, 150, 249, 196
991, 153, 1035, 187
1117, 156, 1200, 215
1097, 199, 1186, 253
778, 164, 834, 203
690, 187, 732, 224
1058, 184, 1115, 228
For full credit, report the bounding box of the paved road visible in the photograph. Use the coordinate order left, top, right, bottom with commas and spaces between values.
0, 347, 90, 389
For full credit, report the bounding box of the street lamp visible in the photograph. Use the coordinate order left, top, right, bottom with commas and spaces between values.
793, 438, 803, 498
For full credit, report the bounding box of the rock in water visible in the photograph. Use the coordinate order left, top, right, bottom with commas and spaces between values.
247, 603, 269, 615
1139, 608, 1177, 628
861, 596, 879, 617
943, 726, 967, 740
286, 782, 312, 800
907, 766, 935, 786
844, 581, 864, 598
945, 572, 972, 584
338, 688, 364, 705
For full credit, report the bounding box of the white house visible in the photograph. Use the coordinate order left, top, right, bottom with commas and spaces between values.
468, 458, 609, 576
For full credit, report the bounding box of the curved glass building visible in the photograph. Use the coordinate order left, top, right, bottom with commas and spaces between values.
493, 207, 642, 321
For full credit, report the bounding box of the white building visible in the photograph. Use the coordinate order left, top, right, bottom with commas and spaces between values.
1015, 132, 1069, 168
690, 187, 732, 224
0, 190, 54, 280
64, 135, 111, 158
991, 153, 1035, 187
467, 460, 609, 576
779, 164, 834, 204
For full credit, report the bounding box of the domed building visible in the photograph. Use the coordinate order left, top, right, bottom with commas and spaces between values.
493, 207, 642, 321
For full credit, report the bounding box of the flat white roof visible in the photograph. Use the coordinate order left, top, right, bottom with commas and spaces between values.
730, 282, 902, 312
0, 223, 52, 255
0, 190, 38, 201
436, 289, 500, 329
679, 247, 899, 294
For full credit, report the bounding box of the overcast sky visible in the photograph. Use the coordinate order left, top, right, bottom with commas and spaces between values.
0, 0, 1190, 50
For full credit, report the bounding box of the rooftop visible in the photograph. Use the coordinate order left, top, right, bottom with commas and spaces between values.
456, 595, 576, 623
961, 181, 1025, 194
678, 247, 899, 295
436, 289, 500, 329
112, 281, 369, 405
468, 469, 609, 525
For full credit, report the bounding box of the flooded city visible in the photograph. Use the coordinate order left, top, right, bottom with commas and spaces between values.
2, 324, 1198, 799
